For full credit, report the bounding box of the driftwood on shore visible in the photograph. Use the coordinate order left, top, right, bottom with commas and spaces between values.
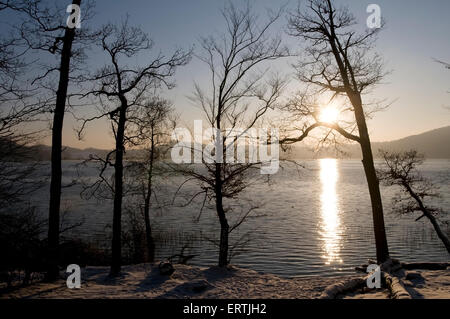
319, 277, 367, 299
319, 272, 412, 299
321, 259, 449, 299
383, 273, 411, 299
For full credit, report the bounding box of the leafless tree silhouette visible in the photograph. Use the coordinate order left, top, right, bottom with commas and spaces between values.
0, 3, 49, 285
281, 0, 390, 263
173, 3, 288, 267
378, 150, 450, 254
78, 18, 190, 275
127, 97, 176, 262
1, 0, 98, 280
0, 0, 48, 221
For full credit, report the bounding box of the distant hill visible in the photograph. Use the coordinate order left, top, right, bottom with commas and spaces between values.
30, 145, 147, 161
30, 125, 450, 160
286, 125, 450, 159
372, 126, 450, 158
27, 144, 108, 161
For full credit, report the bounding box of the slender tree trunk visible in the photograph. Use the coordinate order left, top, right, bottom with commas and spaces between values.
427, 214, 450, 254
351, 93, 390, 263
214, 109, 229, 267
217, 198, 229, 267
403, 182, 450, 254
143, 129, 155, 262
215, 163, 229, 267
46, 0, 81, 281
110, 97, 127, 276
327, 23, 389, 263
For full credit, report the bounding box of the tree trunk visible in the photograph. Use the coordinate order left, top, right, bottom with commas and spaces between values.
46, 0, 81, 281
403, 182, 450, 254
110, 97, 127, 276
143, 130, 155, 262
143, 201, 155, 262
326, 25, 390, 264
351, 92, 390, 264
217, 199, 229, 267
384, 272, 411, 299
424, 210, 450, 254
214, 106, 228, 267
215, 163, 229, 267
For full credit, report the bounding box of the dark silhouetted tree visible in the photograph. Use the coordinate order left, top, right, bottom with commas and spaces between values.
79, 19, 190, 275
1, 0, 97, 280
127, 97, 176, 262
282, 0, 390, 263
175, 3, 288, 267
378, 150, 450, 254
0, 5, 48, 285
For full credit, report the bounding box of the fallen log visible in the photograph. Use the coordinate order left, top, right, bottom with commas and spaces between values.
328, 259, 448, 299
383, 273, 411, 299
319, 276, 366, 299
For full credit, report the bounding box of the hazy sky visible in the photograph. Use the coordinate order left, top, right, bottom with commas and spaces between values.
4, 0, 450, 149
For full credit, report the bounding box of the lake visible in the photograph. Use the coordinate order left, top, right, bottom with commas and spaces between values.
28, 159, 450, 278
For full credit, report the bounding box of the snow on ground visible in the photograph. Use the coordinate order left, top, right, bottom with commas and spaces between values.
342, 269, 450, 299
1, 263, 449, 299
0, 263, 358, 299
402, 270, 450, 299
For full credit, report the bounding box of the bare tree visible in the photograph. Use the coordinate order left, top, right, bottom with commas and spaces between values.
1, 0, 98, 280
127, 97, 176, 262
0, 1, 48, 216
174, 3, 288, 267
0, 4, 48, 285
282, 0, 390, 263
78, 19, 190, 276
0, 2, 44, 135
378, 150, 450, 254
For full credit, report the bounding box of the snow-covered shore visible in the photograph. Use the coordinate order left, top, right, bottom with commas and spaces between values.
1, 263, 449, 299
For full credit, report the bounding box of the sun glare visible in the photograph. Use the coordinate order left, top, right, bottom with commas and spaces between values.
319, 106, 339, 123
319, 158, 343, 265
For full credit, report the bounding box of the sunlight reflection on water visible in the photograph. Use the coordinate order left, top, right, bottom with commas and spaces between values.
319, 158, 343, 265
30, 160, 450, 277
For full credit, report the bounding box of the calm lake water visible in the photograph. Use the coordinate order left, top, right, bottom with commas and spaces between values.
29, 159, 450, 278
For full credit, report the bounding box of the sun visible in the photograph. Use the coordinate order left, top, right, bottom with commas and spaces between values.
319, 106, 339, 123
